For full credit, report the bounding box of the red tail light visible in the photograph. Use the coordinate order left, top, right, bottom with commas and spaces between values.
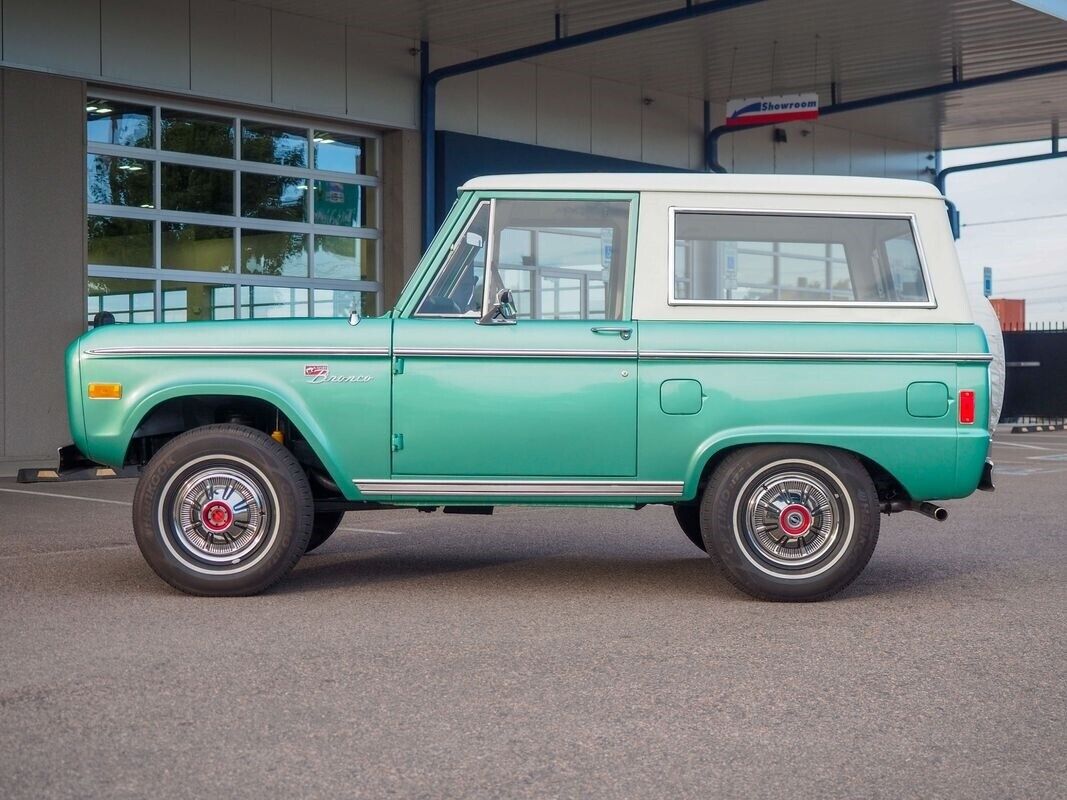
959, 390, 975, 424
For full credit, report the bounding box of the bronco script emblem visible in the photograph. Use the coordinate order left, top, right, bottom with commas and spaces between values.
304, 364, 375, 384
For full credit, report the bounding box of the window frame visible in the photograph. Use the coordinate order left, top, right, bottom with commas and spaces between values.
85, 89, 382, 324
666, 207, 937, 309
399, 191, 639, 321
413, 200, 493, 318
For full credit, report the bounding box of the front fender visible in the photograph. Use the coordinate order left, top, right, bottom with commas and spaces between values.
124, 384, 344, 485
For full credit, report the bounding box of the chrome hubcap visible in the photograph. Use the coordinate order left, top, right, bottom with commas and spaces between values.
170, 468, 270, 564
742, 471, 842, 568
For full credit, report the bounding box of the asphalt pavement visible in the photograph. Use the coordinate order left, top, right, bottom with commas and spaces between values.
1, 432, 1065, 799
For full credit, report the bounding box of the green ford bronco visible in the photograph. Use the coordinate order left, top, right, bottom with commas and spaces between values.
61, 174, 995, 600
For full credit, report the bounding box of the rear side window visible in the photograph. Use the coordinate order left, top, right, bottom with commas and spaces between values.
671, 212, 930, 305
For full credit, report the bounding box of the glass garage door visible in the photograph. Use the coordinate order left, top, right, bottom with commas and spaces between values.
85, 93, 381, 325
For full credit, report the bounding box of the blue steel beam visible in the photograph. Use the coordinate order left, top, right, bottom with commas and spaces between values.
936, 149, 1067, 195
707, 58, 1067, 173
420, 0, 774, 246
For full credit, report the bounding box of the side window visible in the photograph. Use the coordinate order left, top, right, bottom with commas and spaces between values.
415, 202, 490, 316
672, 212, 930, 304
487, 199, 631, 320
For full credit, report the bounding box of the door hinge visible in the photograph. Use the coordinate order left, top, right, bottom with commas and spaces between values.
391, 433, 404, 452
392, 356, 405, 375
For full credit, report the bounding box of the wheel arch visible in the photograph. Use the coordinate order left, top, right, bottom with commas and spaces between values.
685, 431, 911, 505
122, 386, 347, 493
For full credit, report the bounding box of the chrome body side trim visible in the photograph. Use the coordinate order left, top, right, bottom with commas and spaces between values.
84, 346, 391, 357
394, 348, 633, 359
353, 480, 685, 497
85, 346, 991, 363
638, 350, 994, 363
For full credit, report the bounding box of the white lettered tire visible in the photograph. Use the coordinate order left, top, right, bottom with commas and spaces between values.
132, 424, 313, 596
701, 446, 880, 601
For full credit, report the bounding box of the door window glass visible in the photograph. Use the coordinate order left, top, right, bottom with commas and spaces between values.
486, 199, 632, 320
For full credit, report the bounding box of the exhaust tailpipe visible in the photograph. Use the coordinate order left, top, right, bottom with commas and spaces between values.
880, 500, 948, 522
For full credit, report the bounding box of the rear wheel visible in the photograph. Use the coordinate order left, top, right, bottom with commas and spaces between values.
305, 510, 345, 553
701, 446, 879, 601
672, 504, 706, 552
132, 424, 313, 596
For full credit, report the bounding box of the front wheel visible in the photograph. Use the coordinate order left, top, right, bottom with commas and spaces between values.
132, 424, 314, 596
701, 446, 879, 601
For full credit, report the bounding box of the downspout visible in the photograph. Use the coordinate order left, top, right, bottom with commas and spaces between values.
419, 42, 436, 252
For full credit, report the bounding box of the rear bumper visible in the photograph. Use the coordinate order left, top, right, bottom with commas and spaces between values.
16, 444, 141, 484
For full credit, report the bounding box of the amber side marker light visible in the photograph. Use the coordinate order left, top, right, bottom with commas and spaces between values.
88, 383, 123, 399
958, 390, 975, 424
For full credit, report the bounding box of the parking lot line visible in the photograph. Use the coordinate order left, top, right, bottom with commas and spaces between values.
0, 543, 134, 560
995, 441, 1056, 451
0, 487, 132, 506
339, 526, 408, 536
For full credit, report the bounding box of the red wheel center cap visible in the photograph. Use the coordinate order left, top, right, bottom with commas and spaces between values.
779, 504, 813, 537
201, 500, 233, 532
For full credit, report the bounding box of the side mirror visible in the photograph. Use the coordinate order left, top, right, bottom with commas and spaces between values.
478, 289, 517, 325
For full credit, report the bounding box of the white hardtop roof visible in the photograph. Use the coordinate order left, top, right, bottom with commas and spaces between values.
461, 173, 946, 200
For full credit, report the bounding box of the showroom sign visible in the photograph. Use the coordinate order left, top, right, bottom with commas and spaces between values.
725, 93, 820, 126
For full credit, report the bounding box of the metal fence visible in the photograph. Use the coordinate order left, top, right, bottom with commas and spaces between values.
1001, 323, 1067, 423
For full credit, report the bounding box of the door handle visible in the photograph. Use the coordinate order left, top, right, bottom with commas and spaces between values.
591, 326, 632, 340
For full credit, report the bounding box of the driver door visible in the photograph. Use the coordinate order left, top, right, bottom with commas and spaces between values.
391, 194, 638, 478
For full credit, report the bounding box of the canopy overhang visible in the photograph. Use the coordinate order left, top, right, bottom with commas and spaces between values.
251, 0, 1067, 149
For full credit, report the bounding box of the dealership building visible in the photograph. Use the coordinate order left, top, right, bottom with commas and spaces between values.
0, 0, 1065, 472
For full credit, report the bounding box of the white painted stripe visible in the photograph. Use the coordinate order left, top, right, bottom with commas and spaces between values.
0, 487, 132, 506
338, 526, 407, 536
994, 441, 1054, 451
0, 543, 134, 560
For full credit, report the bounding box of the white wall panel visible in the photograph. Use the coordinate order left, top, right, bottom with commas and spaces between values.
536, 66, 590, 152
346, 28, 418, 129
850, 132, 887, 177
270, 10, 345, 115
885, 138, 920, 179
813, 124, 852, 175
432, 44, 478, 135
3, 0, 101, 75
190, 0, 270, 104
590, 78, 640, 161
641, 89, 689, 168
101, 0, 190, 91
477, 61, 536, 144
732, 127, 774, 173
773, 122, 815, 174
688, 97, 705, 171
